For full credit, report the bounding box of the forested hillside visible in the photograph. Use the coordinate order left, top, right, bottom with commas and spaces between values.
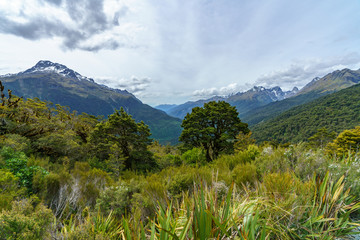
242, 68, 360, 126
252, 83, 360, 143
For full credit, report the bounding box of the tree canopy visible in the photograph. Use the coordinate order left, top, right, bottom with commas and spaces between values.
327, 126, 360, 158
180, 101, 249, 161
89, 108, 155, 172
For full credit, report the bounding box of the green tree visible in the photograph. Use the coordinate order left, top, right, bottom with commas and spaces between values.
308, 127, 336, 149
327, 126, 360, 158
180, 101, 249, 161
90, 108, 155, 171
234, 131, 256, 152
0, 169, 25, 210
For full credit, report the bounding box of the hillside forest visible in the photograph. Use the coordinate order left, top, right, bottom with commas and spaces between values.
1, 82, 360, 239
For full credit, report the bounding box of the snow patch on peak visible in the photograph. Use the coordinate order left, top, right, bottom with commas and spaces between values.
252, 86, 266, 92
247, 85, 298, 101
0, 73, 15, 78
20, 60, 95, 82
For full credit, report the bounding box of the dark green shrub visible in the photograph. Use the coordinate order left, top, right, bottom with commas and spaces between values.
96, 182, 136, 219
181, 148, 206, 166
0, 147, 48, 193
167, 172, 194, 198
0, 199, 54, 240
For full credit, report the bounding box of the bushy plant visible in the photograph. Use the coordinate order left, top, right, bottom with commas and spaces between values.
0, 147, 48, 193
254, 145, 292, 176
262, 172, 297, 202
231, 162, 258, 187
96, 182, 136, 219
327, 126, 360, 159
45, 162, 110, 220
61, 211, 121, 240
156, 154, 182, 170
0, 169, 25, 210
234, 131, 256, 152
0, 134, 31, 153
287, 172, 360, 239
0, 198, 54, 240
294, 148, 328, 181
167, 171, 194, 198
214, 145, 260, 173
181, 147, 206, 166
149, 141, 181, 170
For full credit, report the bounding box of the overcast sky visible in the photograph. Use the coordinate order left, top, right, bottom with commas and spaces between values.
1, 0, 360, 106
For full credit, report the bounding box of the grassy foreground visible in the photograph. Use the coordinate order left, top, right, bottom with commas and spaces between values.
59, 172, 360, 239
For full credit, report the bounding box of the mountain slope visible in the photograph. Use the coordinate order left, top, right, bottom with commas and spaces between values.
0, 61, 182, 144
155, 104, 178, 112
242, 68, 360, 126
251, 83, 360, 143
228, 86, 298, 118
296, 68, 360, 95
241, 91, 323, 125
164, 96, 225, 119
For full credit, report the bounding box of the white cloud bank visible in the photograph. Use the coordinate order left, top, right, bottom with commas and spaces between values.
255, 53, 360, 90
96, 76, 151, 95
192, 83, 251, 99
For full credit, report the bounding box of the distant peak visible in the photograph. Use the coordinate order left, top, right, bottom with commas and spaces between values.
36, 60, 57, 66
20, 60, 95, 82
34, 60, 66, 69
270, 86, 282, 91
251, 86, 266, 92
246, 85, 298, 101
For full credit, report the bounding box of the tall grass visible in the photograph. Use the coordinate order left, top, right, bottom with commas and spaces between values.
61, 171, 359, 239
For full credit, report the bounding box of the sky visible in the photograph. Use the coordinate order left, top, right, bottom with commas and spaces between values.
1, 0, 360, 106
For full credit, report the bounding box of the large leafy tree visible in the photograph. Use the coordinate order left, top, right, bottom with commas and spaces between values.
89, 108, 155, 171
180, 101, 249, 161
327, 126, 360, 158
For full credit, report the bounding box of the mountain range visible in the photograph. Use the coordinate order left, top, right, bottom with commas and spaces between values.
241, 68, 360, 126
1, 60, 359, 145
156, 86, 299, 119
0, 60, 182, 144
157, 68, 360, 129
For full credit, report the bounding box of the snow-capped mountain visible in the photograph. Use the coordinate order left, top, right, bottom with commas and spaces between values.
247, 86, 299, 101
19, 60, 95, 82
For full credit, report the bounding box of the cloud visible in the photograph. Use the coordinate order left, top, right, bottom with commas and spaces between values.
192, 83, 250, 99
256, 53, 360, 89
0, 0, 139, 51
43, 0, 62, 6
96, 76, 151, 94
191, 53, 360, 100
